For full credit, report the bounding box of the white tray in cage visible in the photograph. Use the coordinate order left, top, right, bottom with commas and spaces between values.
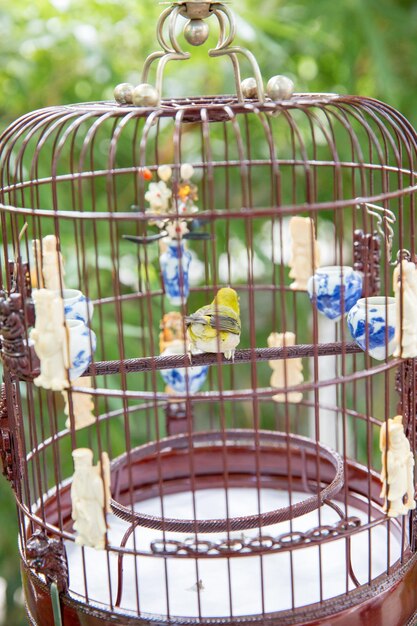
65, 487, 402, 618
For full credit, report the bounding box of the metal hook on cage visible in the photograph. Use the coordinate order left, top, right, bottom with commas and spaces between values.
355, 202, 396, 265
11, 222, 29, 289
13, 223, 28, 256
394, 248, 412, 265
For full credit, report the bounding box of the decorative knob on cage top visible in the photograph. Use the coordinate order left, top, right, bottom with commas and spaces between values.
114, 0, 294, 106
183, 18, 210, 45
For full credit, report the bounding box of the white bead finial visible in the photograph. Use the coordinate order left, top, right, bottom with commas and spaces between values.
241, 77, 258, 99
132, 84, 159, 107
266, 75, 294, 101
183, 19, 210, 46
114, 83, 134, 105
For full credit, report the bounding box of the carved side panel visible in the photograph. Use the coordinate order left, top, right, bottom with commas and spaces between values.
353, 229, 381, 296
0, 261, 38, 533
0, 293, 29, 377
26, 531, 69, 593
0, 384, 13, 484
0, 264, 38, 380
0, 380, 23, 490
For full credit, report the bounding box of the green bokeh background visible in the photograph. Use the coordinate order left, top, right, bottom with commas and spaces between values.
0, 0, 416, 623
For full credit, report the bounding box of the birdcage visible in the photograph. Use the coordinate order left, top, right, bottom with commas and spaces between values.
1, 1, 417, 625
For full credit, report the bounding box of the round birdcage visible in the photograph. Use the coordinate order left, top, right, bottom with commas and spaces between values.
1, 2, 417, 625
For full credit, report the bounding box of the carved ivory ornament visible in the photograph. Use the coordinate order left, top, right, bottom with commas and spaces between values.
42, 234, 65, 291
289, 216, 320, 291
267, 332, 303, 403
71, 448, 111, 550
30, 289, 69, 391
380, 415, 416, 517
63, 377, 96, 430
393, 259, 417, 358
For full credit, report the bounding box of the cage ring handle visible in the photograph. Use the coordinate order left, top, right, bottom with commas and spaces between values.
138, 0, 265, 106
157, 6, 179, 53
208, 6, 243, 101
210, 5, 265, 102
212, 3, 236, 48
141, 5, 189, 85
395, 248, 412, 264
154, 52, 191, 98
355, 201, 396, 265
142, 5, 190, 76
168, 5, 188, 54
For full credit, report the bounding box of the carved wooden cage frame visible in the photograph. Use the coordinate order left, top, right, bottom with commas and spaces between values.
1, 2, 417, 625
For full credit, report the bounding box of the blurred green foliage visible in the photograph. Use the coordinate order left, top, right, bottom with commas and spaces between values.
1, 0, 417, 127
0, 0, 416, 624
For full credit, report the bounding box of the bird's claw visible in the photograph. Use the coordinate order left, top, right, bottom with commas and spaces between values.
187, 345, 193, 365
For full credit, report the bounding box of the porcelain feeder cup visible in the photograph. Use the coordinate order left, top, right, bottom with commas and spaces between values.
347, 296, 396, 360
66, 319, 97, 380
307, 265, 363, 321
160, 341, 208, 393
60, 289, 94, 325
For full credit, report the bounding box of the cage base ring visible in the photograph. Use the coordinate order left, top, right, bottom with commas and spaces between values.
109, 429, 344, 533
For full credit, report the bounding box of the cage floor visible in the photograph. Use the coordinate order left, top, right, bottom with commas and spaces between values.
65, 488, 401, 618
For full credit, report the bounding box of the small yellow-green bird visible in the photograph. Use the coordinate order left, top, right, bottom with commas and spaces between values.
185, 288, 241, 360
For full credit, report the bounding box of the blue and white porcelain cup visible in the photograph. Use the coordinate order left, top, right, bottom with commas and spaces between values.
307, 265, 363, 321
60, 289, 94, 325
160, 341, 208, 394
347, 297, 396, 360
159, 241, 192, 306
67, 319, 97, 380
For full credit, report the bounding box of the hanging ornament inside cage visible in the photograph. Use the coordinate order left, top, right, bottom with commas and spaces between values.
124, 164, 211, 306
